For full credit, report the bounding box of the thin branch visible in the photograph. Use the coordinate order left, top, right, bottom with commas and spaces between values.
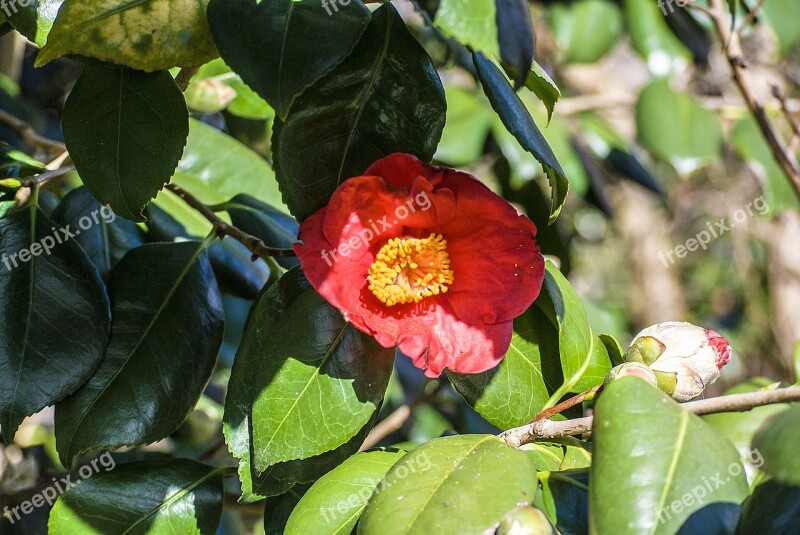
26, 165, 75, 187
706, 0, 800, 200
501, 386, 800, 447
733, 0, 767, 36
164, 183, 296, 259
0, 109, 67, 155
772, 84, 800, 152
175, 67, 198, 92
532, 385, 602, 422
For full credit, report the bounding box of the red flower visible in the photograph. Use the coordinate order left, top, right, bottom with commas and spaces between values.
293, 153, 545, 377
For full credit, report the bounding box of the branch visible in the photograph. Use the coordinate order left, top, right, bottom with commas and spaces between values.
501, 386, 800, 447
532, 385, 602, 422
706, 0, 800, 200
175, 67, 198, 92
0, 109, 67, 155
164, 183, 296, 259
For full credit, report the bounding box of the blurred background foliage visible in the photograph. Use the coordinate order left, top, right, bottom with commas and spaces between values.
1, 0, 799, 533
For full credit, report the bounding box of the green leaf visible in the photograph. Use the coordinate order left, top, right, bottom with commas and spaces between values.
273, 3, 446, 221
636, 79, 723, 173
434, 0, 499, 56
48, 457, 223, 534
548, 0, 622, 64
752, 405, 800, 485
537, 261, 604, 400
624, 0, 691, 76
55, 241, 224, 465
0, 198, 110, 442
758, 0, 800, 54
51, 186, 145, 276
223, 267, 393, 473
590, 378, 749, 534
434, 86, 493, 166
36, 0, 218, 71
526, 61, 560, 123
358, 435, 538, 534
188, 59, 274, 120
537, 469, 589, 535
265, 487, 308, 535
495, 0, 535, 89
474, 52, 567, 223
448, 305, 562, 430
174, 119, 287, 210
734, 479, 800, 534
5, 0, 63, 47
286, 448, 408, 534
599, 333, 625, 367
208, 0, 371, 119
62, 63, 189, 222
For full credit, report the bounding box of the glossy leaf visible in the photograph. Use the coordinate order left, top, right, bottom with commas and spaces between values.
62, 63, 189, 222
734, 479, 800, 535
286, 448, 407, 534
538, 469, 589, 535
174, 119, 285, 208
358, 435, 538, 534
525, 61, 560, 123
223, 267, 393, 473
434, 0, 499, 56
590, 378, 749, 534
474, 52, 567, 223
0, 200, 110, 442
448, 305, 562, 430
48, 457, 223, 534
36, 0, 218, 71
636, 80, 723, 171
272, 3, 446, 221
752, 405, 800, 485
495, 0, 535, 89
5, 0, 63, 47
51, 186, 145, 276
548, 0, 622, 64
55, 241, 224, 465
208, 0, 371, 119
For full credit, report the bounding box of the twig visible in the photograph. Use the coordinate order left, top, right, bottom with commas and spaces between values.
0, 109, 67, 155
164, 183, 296, 259
772, 84, 800, 152
175, 67, 198, 92
532, 385, 602, 422
501, 386, 800, 447
26, 165, 75, 187
734, 0, 767, 36
706, 0, 800, 200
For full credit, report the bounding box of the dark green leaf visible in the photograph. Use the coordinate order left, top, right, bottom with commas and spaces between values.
590, 378, 749, 534
223, 267, 393, 475
474, 52, 567, 223
358, 435, 538, 534
0, 198, 110, 442
495, 0, 535, 89
599, 333, 625, 367
62, 63, 189, 222
264, 486, 308, 535
752, 405, 800, 485
208, 0, 371, 119
36, 0, 217, 71
448, 305, 562, 430
273, 3, 446, 221
48, 457, 223, 534
286, 448, 407, 534
51, 187, 145, 276
735, 479, 800, 535
537, 470, 589, 535
55, 241, 224, 465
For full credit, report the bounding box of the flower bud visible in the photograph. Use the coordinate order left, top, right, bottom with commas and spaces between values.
605, 362, 658, 388
184, 79, 237, 114
497, 505, 556, 535
628, 322, 732, 402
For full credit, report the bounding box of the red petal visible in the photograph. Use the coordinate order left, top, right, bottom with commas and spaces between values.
437, 171, 545, 325
364, 153, 444, 189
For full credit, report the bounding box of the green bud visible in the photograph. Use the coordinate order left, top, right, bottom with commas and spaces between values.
624, 335, 666, 365
497, 505, 555, 535
0, 178, 23, 189
653, 370, 678, 396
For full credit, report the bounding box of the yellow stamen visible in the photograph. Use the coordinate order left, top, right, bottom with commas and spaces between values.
367, 233, 455, 306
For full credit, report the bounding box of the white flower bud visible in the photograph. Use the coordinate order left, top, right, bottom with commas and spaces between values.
629, 321, 732, 401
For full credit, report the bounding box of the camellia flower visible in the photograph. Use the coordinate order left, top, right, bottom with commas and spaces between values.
294, 153, 545, 377
624, 321, 732, 401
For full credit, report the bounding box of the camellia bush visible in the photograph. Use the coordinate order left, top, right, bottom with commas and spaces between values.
1, 0, 799, 534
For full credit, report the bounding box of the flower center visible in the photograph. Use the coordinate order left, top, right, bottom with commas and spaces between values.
367, 233, 455, 306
